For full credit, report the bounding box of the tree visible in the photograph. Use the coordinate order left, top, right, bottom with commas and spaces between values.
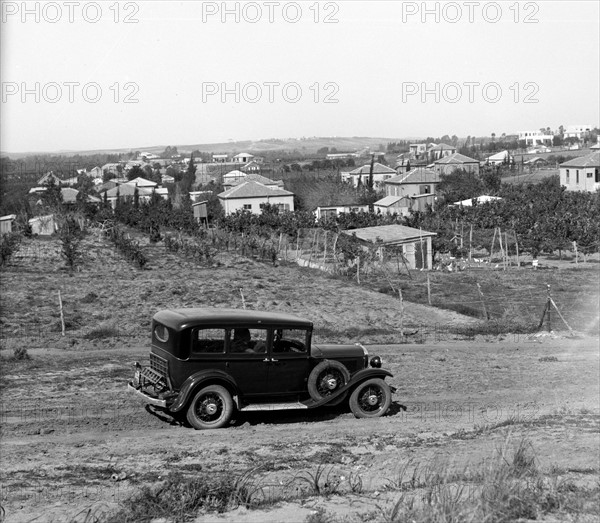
437, 168, 486, 203
127, 165, 145, 181
58, 215, 84, 271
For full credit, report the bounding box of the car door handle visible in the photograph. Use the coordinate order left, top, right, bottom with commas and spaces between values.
263, 358, 271, 363
271, 358, 279, 363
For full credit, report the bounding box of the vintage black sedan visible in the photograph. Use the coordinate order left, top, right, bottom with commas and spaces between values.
128, 309, 394, 429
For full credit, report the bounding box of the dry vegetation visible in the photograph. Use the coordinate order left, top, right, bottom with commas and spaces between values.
0, 232, 598, 522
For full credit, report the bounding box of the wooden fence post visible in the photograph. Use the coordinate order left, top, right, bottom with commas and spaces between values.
469, 224, 473, 263
398, 288, 404, 338
58, 290, 66, 336
476, 283, 490, 320
514, 230, 520, 267
489, 227, 497, 265
498, 228, 506, 270
427, 274, 432, 306
538, 284, 552, 332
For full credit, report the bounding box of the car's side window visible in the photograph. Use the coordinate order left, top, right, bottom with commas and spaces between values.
192, 328, 226, 354
273, 328, 308, 354
228, 328, 268, 354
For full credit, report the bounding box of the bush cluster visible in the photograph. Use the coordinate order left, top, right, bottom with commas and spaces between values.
104, 223, 147, 269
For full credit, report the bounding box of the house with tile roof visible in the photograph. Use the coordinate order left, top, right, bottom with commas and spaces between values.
126, 177, 158, 188
433, 153, 480, 175
428, 143, 457, 162
102, 184, 155, 209
383, 168, 441, 199
373, 193, 435, 216
559, 152, 600, 192
341, 162, 397, 188
486, 150, 513, 166
218, 181, 294, 215
222, 171, 284, 190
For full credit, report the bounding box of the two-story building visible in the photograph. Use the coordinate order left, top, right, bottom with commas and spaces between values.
559, 152, 600, 192
518, 130, 553, 146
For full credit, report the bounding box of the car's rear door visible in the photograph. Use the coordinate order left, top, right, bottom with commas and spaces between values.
225, 327, 270, 398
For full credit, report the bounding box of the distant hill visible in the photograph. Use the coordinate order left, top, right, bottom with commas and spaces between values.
2, 137, 405, 159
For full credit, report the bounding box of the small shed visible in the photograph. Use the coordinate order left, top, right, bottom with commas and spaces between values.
373, 195, 410, 216
193, 201, 208, 223
29, 215, 57, 236
0, 215, 16, 235
341, 224, 436, 270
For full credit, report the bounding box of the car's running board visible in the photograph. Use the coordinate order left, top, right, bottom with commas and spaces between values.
240, 401, 310, 412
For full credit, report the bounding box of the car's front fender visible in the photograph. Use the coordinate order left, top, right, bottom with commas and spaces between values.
310, 368, 394, 408
169, 370, 240, 413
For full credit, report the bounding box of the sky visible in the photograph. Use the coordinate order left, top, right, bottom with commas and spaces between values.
1, 0, 599, 153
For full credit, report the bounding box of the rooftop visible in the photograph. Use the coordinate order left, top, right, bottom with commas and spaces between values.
342, 224, 436, 245
385, 168, 440, 185
347, 162, 396, 176
218, 181, 293, 199
434, 153, 479, 165
559, 152, 600, 168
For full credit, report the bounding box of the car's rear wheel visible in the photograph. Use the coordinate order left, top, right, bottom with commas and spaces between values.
307, 360, 350, 402
186, 385, 234, 429
349, 378, 391, 418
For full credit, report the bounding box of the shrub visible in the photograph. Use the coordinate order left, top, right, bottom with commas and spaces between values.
13, 347, 31, 360
58, 215, 85, 270
0, 232, 22, 266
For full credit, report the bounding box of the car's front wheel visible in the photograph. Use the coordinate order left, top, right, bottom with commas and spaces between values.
186, 385, 234, 429
349, 378, 391, 418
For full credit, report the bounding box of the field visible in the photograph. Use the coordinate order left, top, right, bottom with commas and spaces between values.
1, 233, 599, 522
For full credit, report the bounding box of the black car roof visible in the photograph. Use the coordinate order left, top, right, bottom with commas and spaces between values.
153, 308, 313, 331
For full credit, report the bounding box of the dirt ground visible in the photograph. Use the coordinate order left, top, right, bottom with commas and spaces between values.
0, 235, 598, 522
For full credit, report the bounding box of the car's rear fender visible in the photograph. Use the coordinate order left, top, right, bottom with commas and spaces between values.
169, 370, 241, 413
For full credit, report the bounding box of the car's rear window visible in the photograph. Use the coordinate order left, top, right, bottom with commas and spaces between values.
192, 328, 226, 354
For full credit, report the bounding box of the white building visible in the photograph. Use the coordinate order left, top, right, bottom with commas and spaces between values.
341, 162, 397, 188
315, 204, 368, 220
518, 131, 553, 146
233, 153, 254, 164
218, 181, 294, 215
559, 152, 600, 192
564, 125, 593, 140
486, 150, 513, 165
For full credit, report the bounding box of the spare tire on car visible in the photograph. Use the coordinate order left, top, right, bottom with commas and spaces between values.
307, 360, 350, 402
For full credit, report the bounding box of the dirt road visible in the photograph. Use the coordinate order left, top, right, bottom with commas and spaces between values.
1, 335, 598, 522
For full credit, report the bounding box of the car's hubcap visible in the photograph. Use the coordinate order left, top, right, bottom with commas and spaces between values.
205, 402, 218, 415
366, 394, 379, 406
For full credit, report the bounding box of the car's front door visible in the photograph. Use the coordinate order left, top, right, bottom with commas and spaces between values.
267, 328, 311, 395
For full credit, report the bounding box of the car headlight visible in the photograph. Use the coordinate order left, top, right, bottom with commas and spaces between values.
370, 356, 382, 368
